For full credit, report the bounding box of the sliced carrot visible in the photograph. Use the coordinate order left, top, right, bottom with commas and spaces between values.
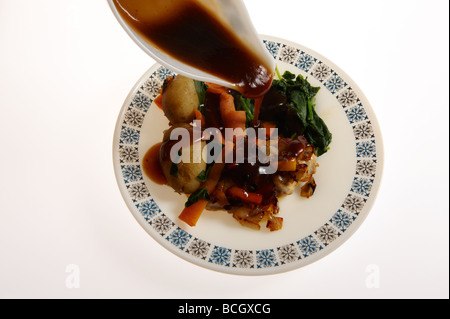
154, 94, 163, 110
226, 186, 263, 205
225, 112, 247, 133
252, 96, 264, 126
178, 162, 225, 227
205, 163, 225, 193
194, 109, 206, 127
178, 199, 208, 227
219, 92, 235, 114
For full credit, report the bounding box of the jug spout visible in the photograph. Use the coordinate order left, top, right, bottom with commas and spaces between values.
109, 0, 275, 98
213, 0, 275, 74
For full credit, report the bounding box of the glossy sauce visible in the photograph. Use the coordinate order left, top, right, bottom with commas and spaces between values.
142, 142, 168, 185
258, 87, 306, 137
225, 161, 276, 205
113, 0, 273, 98
278, 136, 310, 159
202, 91, 224, 130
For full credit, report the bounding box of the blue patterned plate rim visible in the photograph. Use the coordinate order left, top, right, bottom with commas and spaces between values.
112, 35, 384, 276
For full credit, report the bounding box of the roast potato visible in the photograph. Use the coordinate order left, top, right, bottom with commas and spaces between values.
160, 124, 207, 194
162, 75, 199, 124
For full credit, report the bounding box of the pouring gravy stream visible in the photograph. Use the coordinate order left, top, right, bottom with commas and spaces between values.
113, 0, 274, 98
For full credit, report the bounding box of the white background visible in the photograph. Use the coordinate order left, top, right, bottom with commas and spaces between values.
0, 0, 448, 299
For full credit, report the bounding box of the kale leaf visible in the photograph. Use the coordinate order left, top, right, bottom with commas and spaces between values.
194, 80, 208, 111
272, 71, 332, 156
185, 187, 210, 208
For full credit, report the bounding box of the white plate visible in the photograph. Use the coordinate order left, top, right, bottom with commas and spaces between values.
113, 35, 384, 276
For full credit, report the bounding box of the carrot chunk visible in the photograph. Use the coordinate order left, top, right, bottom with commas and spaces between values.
178, 199, 208, 227
207, 86, 229, 95
194, 109, 206, 127
154, 94, 163, 110
219, 93, 247, 132
178, 162, 225, 227
261, 122, 277, 137
226, 186, 263, 205
277, 159, 297, 172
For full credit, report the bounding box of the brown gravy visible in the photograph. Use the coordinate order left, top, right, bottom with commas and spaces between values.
113, 0, 273, 98
142, 142, 168, 185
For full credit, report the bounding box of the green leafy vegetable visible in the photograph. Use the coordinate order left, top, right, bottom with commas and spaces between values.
194, 80, 208, 111
185, 187, 210, 208
237, 96, 255, 125
197, 170, 208, 183
229, 91, 255, 127
272, 71, 332, 156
